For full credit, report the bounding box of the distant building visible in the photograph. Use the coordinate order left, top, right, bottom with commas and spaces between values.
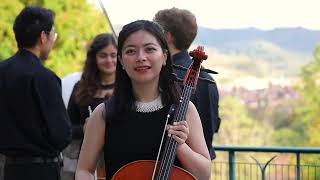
220, 82, 299, 108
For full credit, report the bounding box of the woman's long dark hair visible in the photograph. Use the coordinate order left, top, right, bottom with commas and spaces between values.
106, 20, 180, 123
75, 33, 117, 105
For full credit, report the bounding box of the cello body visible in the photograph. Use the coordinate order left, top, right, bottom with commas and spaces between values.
112, 160, 196, 180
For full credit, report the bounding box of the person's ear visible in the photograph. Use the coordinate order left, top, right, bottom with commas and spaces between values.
39, 31, 47, 44
162, 50, 168, 66
166, 32, 174, 44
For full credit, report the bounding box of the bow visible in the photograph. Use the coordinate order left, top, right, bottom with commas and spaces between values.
97, 0, 118, 42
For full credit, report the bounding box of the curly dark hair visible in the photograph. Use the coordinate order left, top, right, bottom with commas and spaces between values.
75, 33, 117, 105
153, 7, 197, 50
13, 5, 55, 49
106, 20, 180, 123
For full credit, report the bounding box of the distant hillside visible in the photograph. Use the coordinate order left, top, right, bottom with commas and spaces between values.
115, 26, 320, 54
115, 25, 320, 89
195, 27, 320, 53
193, 27, 320, 88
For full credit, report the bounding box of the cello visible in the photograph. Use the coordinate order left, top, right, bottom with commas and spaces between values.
111, 46, 208, 180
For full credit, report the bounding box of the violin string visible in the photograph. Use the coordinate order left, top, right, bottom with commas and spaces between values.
160, 83, 193, 179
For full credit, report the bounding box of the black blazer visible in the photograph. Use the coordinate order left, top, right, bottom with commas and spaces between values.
0, 49, 71, 157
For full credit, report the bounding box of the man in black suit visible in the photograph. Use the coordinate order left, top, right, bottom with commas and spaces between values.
0, 5, 71, 180
154, 8, 221, 160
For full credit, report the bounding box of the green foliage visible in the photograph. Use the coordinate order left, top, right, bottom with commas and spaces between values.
272, 128, 304, 146
269, 43, 320, 175
214, 96, 276, 165
251, 99, 309, 146
0, 0, 23, 60
215, 96, 273, 146
296, 44, 320, 147
0, 0, 111, 77
249, 100, 297, 130
266, 43, 320, 148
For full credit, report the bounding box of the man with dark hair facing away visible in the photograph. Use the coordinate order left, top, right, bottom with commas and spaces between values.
0, 5, 71, 180
154, 7, 220, 160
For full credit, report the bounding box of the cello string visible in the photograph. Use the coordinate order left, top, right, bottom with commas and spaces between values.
179, 85, 192, 121
159, 133, 179, 179
162, 67, 202, 178
161, 68, 201, 178
156, 86, 189, 179
152, 106, 174, 180
157, 73, 198, 179
162, 139, 177, 179
156, 83, 189, 179
177, 84, 193, 122
160, 84, 193, 179
163, 85, 193, 179
176, 82, 192, 122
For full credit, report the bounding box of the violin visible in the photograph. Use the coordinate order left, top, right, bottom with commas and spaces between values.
111, 46, 208, 180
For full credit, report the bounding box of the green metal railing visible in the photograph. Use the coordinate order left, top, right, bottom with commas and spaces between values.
213, 146, 320, 180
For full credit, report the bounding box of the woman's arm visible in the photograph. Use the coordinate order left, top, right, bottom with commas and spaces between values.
75, 103, 106, 180
171, 102, 212, 180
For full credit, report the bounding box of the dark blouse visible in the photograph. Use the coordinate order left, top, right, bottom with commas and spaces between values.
104, 105, 181, 179
67, 81, 112, 139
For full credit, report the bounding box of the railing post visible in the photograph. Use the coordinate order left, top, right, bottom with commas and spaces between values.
228, 151, 235, 180
251, 155, 277, 180
296, 153, 300, 180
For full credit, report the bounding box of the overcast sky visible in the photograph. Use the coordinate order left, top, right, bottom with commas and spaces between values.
90, 0, 319, 30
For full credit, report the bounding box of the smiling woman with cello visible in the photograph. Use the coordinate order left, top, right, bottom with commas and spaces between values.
75, 20, 211, 180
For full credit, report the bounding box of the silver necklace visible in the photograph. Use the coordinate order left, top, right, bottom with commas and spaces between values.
135, 95, 163, 113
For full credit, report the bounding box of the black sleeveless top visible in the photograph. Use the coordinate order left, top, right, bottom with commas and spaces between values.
67, 81, 113, 139
104, 105, 181, 179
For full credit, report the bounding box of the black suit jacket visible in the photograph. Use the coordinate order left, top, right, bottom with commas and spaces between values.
172, 50, 220, 159
0, 49, 72, 157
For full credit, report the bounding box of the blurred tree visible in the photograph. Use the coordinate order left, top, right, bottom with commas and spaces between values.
0, 0, 23, 60
269, 98, 309, 146
0, 0, 111, 77
214, 96, 275, 165
215, 96, 273, 146
273, 47, 320, 178
297, 44, 320, 147
266, 45, 320, 148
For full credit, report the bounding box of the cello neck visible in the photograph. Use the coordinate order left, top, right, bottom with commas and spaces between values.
153, 46, 208, 180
